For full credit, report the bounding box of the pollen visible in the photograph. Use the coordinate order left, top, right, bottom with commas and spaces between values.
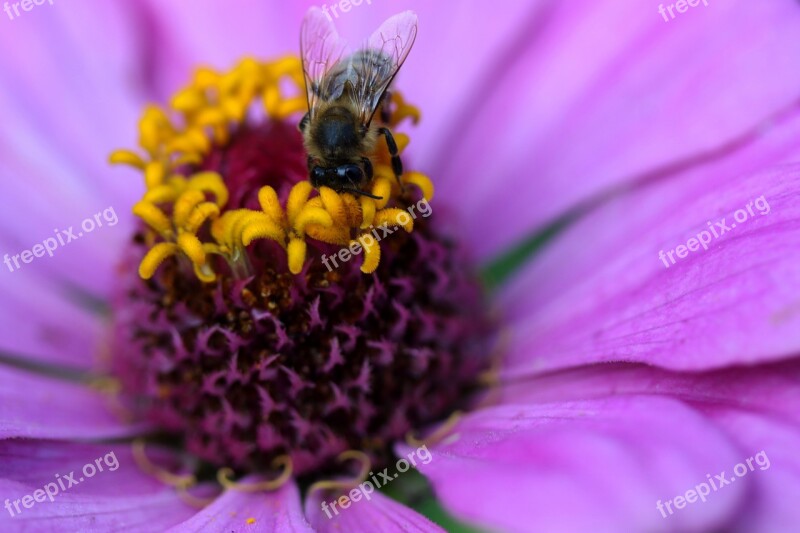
110, 56, 431, 280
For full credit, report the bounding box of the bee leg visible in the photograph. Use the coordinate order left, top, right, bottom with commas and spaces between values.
362, 157, 374, 181
299, 112, 310, 133
377, 127, 404, 189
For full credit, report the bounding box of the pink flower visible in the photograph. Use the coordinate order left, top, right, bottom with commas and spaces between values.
1, 1, 800, 532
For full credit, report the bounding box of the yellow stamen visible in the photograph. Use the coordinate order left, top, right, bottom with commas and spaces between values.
390, 91, 421, 126
139, 242, 179, 279
405, 410, 463, 448
132, 439, 196, 489
132, 202, 172, 235
113, 56, 432, 281
294, 206, 333, 235
286, 181, 313, 223
188, 171, 228, 207
217, 456, 293, 492
144, 161, 166, 189
403, 171, 435, 202
359, 196, 376, 229
373, 208, 414, 233
307, 450, 371, 494
176, 486, 218, 509
371, 178, 393, 210
241, 217, 285, 247
109, 149, 145, 170
185, 203, 220, 234
257, 186, 285, 224
287, 237, 306, 275
358, 234, 381, 274
177, 233, 206, 265
173, 190, 207, 228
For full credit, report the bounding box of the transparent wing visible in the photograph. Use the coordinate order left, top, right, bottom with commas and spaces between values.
300, 7, 347, 118
347, 11, 418, 125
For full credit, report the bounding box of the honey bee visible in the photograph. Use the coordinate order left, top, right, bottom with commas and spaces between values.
299, 8, 418, 198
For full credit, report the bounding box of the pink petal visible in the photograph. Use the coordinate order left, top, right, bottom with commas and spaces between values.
0, 273, 103, 370
166, 482, 313, 533
434, 0, 800, 259
498, 108, 800, 376
0, 1, 149, 296
704, 411, 800, 532
498, 361, 800, 427
0, 440, 196, 531
0, 365, 146, 440
399, 396, 744, 532
304, 486, 445, 532
493, 361, 800, 529
137, 0, 308, 98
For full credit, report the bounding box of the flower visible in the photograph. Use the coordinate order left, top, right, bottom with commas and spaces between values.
2, 1, 800, 532
108, 55, 489, 481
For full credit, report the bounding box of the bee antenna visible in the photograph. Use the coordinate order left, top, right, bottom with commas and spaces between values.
342, 188, 383, 200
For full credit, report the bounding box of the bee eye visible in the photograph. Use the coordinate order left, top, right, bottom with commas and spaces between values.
312, 167, 326, 180
344, 165, 362, 182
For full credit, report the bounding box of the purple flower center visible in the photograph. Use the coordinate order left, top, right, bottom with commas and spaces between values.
109, 57, 492, 479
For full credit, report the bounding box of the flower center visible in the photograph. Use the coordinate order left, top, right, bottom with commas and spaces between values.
109, 57, 491, 480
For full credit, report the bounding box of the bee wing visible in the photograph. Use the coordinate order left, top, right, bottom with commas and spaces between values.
347, 11, 418, 125
300, 7, 347, 117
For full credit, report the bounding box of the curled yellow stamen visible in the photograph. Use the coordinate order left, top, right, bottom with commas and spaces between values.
132, 202, 172, 235
176, 486, 218, 509
173, 190, 207, 228
390, 91, 421, 126
258, 186, 285, 224
217, 455, 293, 492
373, 209, 414, 233
307, 450, 371, 494
241, 215, 285, 247
185, 203, 220, 234
286, 181, 313, 223
318, 187, 346, 226
177, 232, 206, 265
109, 149, 145, 170
139, 242, 179, 279
294, 206, 333, 235
188, 171, 228, 207
358, 234, 381, 274
132, 439, 195, 489
403, 171, 435, 202
405, 411, 463, 448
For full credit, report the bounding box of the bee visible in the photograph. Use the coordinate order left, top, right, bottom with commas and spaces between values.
299, 8, 418, 199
